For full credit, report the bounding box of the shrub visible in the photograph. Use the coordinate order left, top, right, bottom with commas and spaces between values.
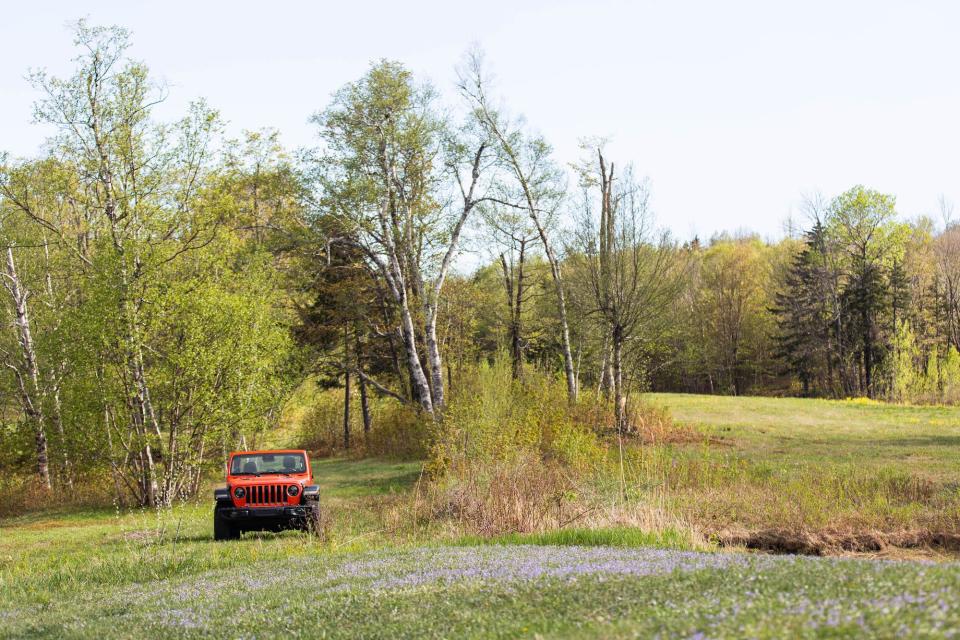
298, 388, 430, 459
431, 360, 607, 474
362, 403, 430, 459
415, 361, 712, 540
0, 471, 118, 517
298, 392, 344, 456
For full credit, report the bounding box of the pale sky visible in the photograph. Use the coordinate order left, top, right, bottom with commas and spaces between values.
2, 0, 959, 241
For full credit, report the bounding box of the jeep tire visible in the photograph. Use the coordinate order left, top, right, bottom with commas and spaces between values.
213, 505, 240, 541
306, 502, 326, 539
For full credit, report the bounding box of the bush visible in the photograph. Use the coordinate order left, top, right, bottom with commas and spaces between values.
0, 471, 118, 517
431, 360, 607, 474
415, 361, 706, 539
298, 392, 344, 456
298, 388, 430, 459
362, 403, 430, 459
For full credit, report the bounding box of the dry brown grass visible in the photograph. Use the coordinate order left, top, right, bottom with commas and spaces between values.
653, 467, 960, 558
570, 397, 702, 445
626, 401, 703, 444
0, 472, 117, 518
425, 457, 576, 535
396, 454, 705, 549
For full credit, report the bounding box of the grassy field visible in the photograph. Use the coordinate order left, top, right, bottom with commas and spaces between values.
0, 458, 423, 638
2, 456, 960, 638
4, 541, 960, 638
624, 394, 960, 554
646, 393, 960, 476
4, 394, 960, 637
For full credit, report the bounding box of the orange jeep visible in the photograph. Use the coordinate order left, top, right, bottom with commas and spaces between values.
213, 449, 322, 540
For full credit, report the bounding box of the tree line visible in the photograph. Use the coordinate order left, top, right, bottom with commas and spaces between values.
1, 23, 957, 504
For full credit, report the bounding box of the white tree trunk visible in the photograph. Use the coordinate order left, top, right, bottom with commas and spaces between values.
4, 247, 51, 488
612, 326, 626, 435
532, 220, 578, 402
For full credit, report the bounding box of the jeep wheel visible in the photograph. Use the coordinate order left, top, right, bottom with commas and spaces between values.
305, 502, 328, 539
213, 506, 239, 541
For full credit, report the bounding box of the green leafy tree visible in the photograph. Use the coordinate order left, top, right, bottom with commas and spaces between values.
826, 186, 906, 397
311, 60, 492, 415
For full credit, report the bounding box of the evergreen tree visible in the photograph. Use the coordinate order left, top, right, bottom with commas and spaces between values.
773, 222, 830, 396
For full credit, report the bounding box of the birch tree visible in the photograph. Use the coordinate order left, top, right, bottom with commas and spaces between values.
313, 61, 492, 415
0, 244, 50, 487
17, 22, 244, 506
457, 51, 577, 401
574, 148, 683, 433
0, 159, 80, 488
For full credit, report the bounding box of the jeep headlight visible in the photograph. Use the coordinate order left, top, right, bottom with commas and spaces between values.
287, 484, 300, 497
234, 487, 245, 499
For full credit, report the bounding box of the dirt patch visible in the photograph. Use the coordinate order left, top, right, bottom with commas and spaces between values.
717, 527, 960, 557
705, 436, 735, 448
121, 529, 164, 543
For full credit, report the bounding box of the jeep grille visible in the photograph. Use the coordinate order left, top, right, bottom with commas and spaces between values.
246, 484, 290, 505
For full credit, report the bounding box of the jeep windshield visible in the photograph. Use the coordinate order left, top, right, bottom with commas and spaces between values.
230, 453, 307, 476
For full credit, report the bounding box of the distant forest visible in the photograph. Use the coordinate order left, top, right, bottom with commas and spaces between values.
2, 22, 959, 504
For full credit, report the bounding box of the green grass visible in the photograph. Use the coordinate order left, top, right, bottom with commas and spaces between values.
5, 395, 960, 637
0, 458, 420, 614
314, 457, 423, 500
454, 526, 696, 550
2, 539, 959, 638
630, 393, 960, 545
645, 392, 960, 476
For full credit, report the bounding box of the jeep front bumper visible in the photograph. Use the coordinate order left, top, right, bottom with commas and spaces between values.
219, 506, 310, 520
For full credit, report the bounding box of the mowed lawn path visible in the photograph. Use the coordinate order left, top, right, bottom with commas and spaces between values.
646, 393, 960, 477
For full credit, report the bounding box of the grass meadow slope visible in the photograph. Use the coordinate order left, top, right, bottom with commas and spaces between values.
648, 393, 960, 475
643, 393, 960, 555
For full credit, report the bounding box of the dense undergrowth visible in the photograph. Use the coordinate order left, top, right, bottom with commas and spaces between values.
412, 362, 960, 555
298, 389, 429, 460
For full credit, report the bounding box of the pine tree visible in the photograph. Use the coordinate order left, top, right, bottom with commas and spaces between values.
773, 222, 830, 395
